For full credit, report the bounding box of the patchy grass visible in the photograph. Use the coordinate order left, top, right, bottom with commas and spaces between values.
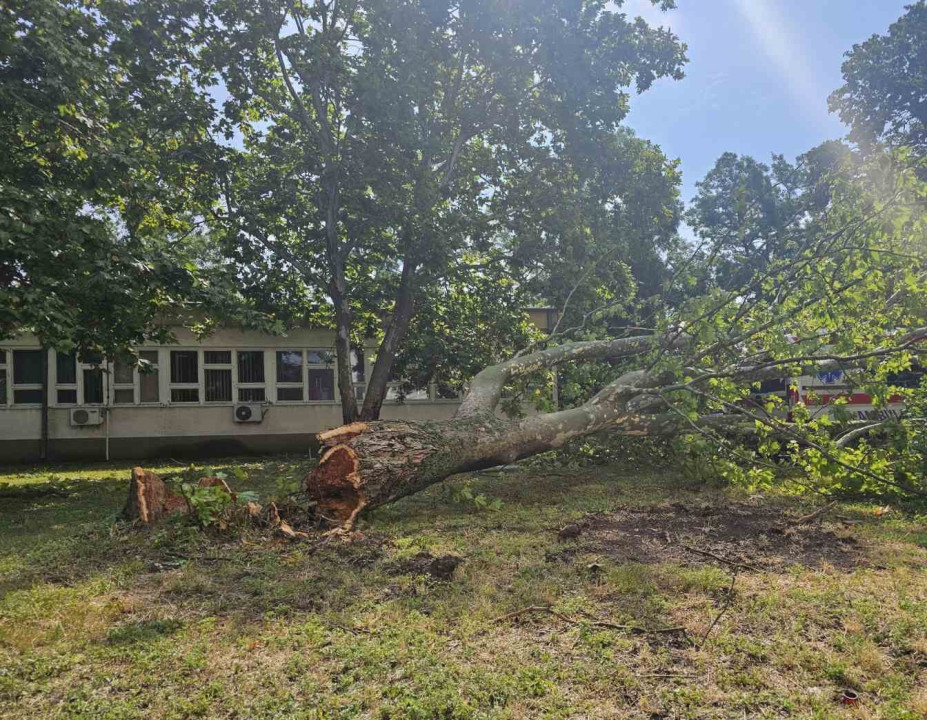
0, 458, 925, 719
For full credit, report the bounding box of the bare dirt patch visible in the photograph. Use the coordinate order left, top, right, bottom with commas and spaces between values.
555, 501, 870, 570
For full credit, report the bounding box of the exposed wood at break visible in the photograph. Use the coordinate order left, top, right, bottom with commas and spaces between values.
198, 475, 236, 500
318, 422, 369, 444
308, 444, 366, 524
123, 467, 187, 525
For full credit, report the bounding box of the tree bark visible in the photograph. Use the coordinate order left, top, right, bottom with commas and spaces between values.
306, 335, 675, 526
330, 274, 359, 425
360, 258, 417, 421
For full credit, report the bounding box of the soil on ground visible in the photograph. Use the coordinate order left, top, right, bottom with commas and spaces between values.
551, 500, 879, 570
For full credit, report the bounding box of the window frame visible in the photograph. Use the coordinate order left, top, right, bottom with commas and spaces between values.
275, 349, 305, 404
307, 348, 337, 403
11, 349, 45, 407
168, 349, 201, 405
236, 349, 267, 403
111, 355, 137, 406
0, 349, 8, 407
203, 350, 234, 404
136, 349, 162, 405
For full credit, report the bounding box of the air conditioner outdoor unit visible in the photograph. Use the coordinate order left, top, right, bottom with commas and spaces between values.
70, 408, 105, 427
233, 403, 265, 423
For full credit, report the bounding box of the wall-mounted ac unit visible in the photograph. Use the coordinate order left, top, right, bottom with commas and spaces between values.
233, 404, 265, 423
70, 408, 105, 427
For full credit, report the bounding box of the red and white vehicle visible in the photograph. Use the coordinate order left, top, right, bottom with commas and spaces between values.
752, 368, 918, 422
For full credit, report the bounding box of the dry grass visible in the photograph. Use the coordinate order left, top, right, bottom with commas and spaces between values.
0, 457, 925, 718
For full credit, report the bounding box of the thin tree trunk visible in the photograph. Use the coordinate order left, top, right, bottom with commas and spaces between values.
360, 258, 416, 421
330, 274, 358, 424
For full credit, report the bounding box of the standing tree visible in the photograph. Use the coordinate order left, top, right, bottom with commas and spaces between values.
0, 0, 264, 358
148, 0, 687, 423
830, 1, 927, 160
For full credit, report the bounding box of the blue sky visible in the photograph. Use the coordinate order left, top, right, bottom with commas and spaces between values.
622, 0, 911, 204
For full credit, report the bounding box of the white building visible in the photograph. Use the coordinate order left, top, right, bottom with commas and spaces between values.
0, 326, 465, 463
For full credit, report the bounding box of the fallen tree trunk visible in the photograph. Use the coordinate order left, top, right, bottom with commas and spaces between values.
306, 337, 672, 526
304, 327, 927, 528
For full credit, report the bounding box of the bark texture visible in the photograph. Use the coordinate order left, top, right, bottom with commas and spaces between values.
123, 467, 187, 524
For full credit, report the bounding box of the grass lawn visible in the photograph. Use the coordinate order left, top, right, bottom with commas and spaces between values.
0, 456, 926, 719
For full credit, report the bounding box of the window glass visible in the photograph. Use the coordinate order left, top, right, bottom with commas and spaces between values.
13, 350, 43, 385
276, 351, 302, 383
277, 386, 304, 402
239, 387, 266, 402
0, 349, 5, 365
83, 369, 104, 404
351, 349, 365, 382
205, 368, 232, 402
204, 350, 231, 365
13, 389, 42, 404
171, 388, 199, 403
0, 368, 6, 404
238, 351, 265, 383
140, 372, 160, 403
56, 351, 77, 384
80, 350, 103, 365
308, 369, 334, 401
114, 389, 134, 404
170, 351, 198, 384
57, 389, 77, 404
138, 351, 160, 403
307, 350, 334, 365
113, 357, 134, 384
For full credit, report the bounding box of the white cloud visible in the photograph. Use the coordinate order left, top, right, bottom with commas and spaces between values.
730, 0, 830, 128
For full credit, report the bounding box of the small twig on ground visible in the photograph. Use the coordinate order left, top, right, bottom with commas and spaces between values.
697, 572, 737, 650
680, 545, 762, 573
786, 501, 838, 527
492, 605, 687, 635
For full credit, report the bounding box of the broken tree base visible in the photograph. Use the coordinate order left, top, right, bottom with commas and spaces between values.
123, 467, 188, 524
123, 468, 238, 526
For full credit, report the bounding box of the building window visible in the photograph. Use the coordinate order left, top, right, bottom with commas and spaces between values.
351, 348, 366, 402
13, 350, 44, 405
138, 350, 160, 403
308, 349, 335, 401
0, 350, 7, 405
276, 350, 304, 402
55, 351, 78, 404
204, 351, 232, 403
170, 350, 199, 403
79, 351, 104, 405
386, 382, 431, 402
112, 356, 136, 405
83, 367, 104, 404
237, 350, 265, 402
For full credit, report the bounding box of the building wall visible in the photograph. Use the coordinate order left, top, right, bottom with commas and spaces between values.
0, 327, 463, 464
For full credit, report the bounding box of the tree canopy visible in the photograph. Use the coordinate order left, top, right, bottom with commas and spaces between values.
135, 0, 688, 421
830, 1, 927, 159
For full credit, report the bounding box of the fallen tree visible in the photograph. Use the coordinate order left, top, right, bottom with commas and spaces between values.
305, 326, 927, 529
306, 149, 927, 528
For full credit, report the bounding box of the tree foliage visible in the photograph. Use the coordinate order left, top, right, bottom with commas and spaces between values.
830, 1, 927, 159
0, 0, 263, 358
143, 0, 689, 421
